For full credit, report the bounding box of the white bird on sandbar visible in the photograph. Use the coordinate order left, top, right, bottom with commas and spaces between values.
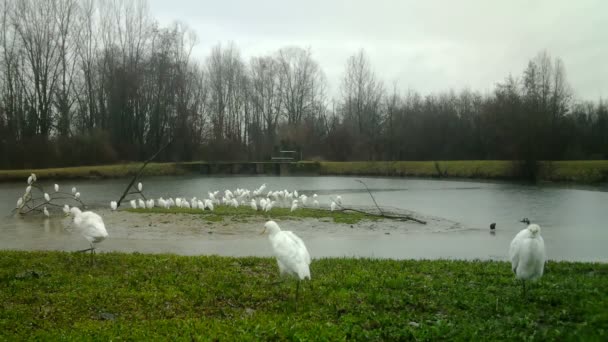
251, 199, 258, 211
110, 201, 117, 211
335, 195, 342, 205
130, 200, 137, 209
261, 220, 311, 310
509, 223, 546, 296
291, 200, 298, 212
138, 199, 145, 209
176, 198, 182, 207
68, 206, 109, 262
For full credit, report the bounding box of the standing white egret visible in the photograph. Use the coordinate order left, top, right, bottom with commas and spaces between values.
27, 175, 33, 185
31, 173, 37, 182
44, 193, 50, 202
261, 220, 311, 310
330, 201, 337, 211
54, 184, 59, 192
63, 204, 70, 215
69, 207, 109, 262
137, 182, 143, 192
509, 223, 546, 296
158, 198, 166, 209
43, 206, 49, 217
72, 187, 77, 194
336, 196, 342, 205
205, 199, 214, 211
291, 200, 298, 212
265, 200, 275, 212
25, 185, 31, 195
176, 198, 182, 207
16, 197, 24, 208
130, 200, 137, 209
75, 192, 81, 199
138, 199, 145, 209
251, 199, 258, 211
110, 201, 117, 211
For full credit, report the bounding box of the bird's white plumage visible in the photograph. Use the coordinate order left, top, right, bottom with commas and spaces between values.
130, 200, 137, 209
137, 182, 143, 192
43, 206, 49, 217
70, 207, 109, 245
509, 224, 546, 282
75, 192, 80, 199
54, 184, 59, 192
44, 193, 50, 202
110, 201, 117, 210
264, 221, 311, 280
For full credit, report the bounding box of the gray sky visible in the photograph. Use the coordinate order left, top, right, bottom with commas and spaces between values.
149, 0, 607, 101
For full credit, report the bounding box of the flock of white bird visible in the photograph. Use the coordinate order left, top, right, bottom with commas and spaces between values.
15, 175, 546, 303
115, 182, 344, 215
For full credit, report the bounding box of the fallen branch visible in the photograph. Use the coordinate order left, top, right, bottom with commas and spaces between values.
116, 140, 172, 208
356, 179, 384, 216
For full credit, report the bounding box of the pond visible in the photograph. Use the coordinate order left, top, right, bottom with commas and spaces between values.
1, 176, 607, 261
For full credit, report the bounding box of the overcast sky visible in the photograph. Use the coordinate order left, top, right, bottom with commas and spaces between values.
148, 0, 607, 101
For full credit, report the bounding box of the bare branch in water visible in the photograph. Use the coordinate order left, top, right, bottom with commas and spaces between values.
355, 179, 384, 216
116, 140, 172, 208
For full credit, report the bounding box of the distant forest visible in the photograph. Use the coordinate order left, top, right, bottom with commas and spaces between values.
0, 0, 607, 169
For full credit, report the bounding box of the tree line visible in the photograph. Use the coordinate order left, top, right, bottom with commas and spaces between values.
0, 0, 606, 169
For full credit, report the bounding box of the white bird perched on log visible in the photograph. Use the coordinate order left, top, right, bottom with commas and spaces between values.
69, 207, 109, 262
509, 223, 546, 296
336, 196, 342, 205
75, 192, 80, 199
158, 198, 166, 209
54, 184, 59, 192
110, 201, 117, 211
251, 199, 258, 211
25, 185, 31, 195
43, 206, 49, 217
137, 182, 143, 192
44, 193, 50, 202
27, 175, 33, 185
313, 200, 319, 208
63, 204, 70, 215
176, 198, 182, 207
16, 197, 23, 208
261, 220, 311, 310
72, 187, 77, 194
130, 200, 137, 209
197, 200, 205, 210
146, 199, 154, 209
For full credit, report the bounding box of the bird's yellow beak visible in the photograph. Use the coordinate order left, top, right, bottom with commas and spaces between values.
259, 227, 266, 235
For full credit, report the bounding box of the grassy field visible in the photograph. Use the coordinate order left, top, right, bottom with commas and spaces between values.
126, 206, 378, 224
2, 160, 608, 183
0, 251, 606, 340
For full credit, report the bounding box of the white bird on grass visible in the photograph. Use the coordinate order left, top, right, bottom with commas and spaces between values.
158, 198, 167, 209
291, 200, 298, 212
130, 200, 137, 209
265, 200, 275, 212
138, 199, 145, 209
261, 220, 311, 310
176, 198, 182, 207
251, 199, 258, 211
509, 223, 546, 297
27, 175, 33, 185
69, 206, 109, 263
110, 201, 117, 211
330, 201, 337, 211
197, 200, 205, 210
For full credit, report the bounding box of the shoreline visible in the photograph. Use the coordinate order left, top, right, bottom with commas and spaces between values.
1, 160, 608, 183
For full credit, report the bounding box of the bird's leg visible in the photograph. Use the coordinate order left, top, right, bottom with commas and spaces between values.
295, 280, 300, 312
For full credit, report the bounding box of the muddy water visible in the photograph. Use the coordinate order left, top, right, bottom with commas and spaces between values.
1, 176, 607, 261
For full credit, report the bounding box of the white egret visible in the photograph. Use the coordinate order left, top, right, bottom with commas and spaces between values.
265, 200, 275, 212
291, 200, 298, 212
54, 184, 59, 192
62, 204, 70, 215
205, 199, 214, 211
138, 199, 145, 209
146, 199, 154, 209
25, 185, 31, 195
336, 196, 342, 205
158, 198, 166, 209
72, 187, 77, 194
110, 201, 117, 211
31, 173, 37, 182
300, 195, 308, 206
231, 198, 239, 208
43, 206, 49, 217
44, 193, 50, 202
261, 220, 311, 310
69, 207, 109, 262
27, 175, 33, 185
260, 198, 267, 210
137, 182, 143, 192
330, 201, 337, 211
509, 223, 546, 296
251, 199, 258, 211
176, 198, 182, 207
16, 197, 23, 208
197, 200, 205, 210
130, 200, 137, 209
75, 192, 81, 199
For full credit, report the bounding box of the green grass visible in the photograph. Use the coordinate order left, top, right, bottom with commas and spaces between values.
539, 160, 608, 183
126, 206, 376, 224
0, 251, 606, 340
